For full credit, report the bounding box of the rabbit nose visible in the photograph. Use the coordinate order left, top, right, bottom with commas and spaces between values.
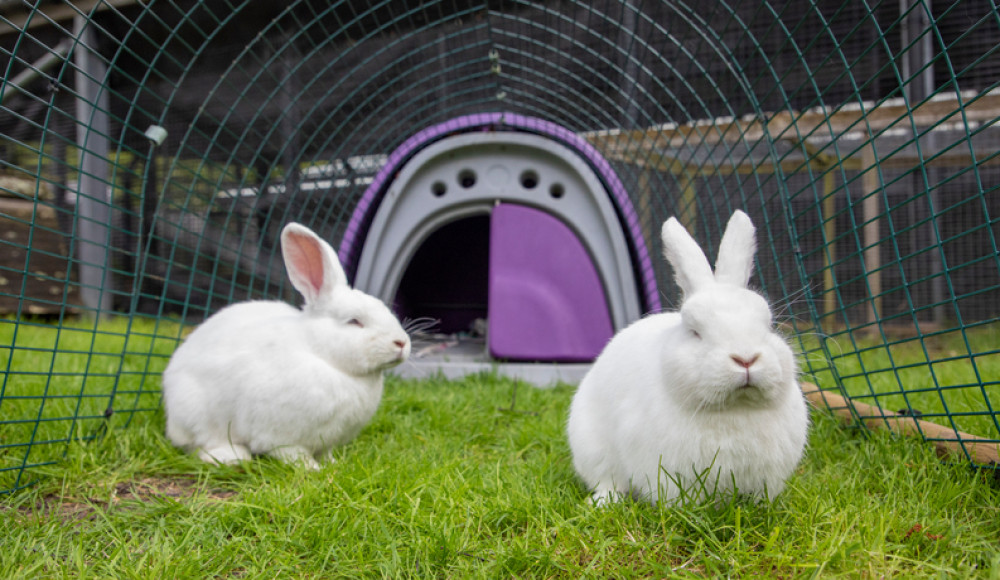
731, 354, 759, 369
393, 340, 407, 349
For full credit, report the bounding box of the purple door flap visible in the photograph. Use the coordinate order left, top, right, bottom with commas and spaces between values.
488, 204, 614, 362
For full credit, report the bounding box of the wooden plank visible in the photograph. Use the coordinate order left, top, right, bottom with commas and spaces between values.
585, 91, 1000, 154
802, 382, 1000, 465
861, 145, 882, 327
821, 171, 837, 328
0, 0, 139, 36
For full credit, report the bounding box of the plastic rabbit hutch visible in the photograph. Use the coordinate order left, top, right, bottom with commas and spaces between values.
341, 113, 660, 383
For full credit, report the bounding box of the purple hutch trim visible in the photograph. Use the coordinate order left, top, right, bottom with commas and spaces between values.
338, 112, 662, 313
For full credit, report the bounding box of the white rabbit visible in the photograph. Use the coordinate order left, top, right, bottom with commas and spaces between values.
567, 210, 808, 505
161, 222, 410, 469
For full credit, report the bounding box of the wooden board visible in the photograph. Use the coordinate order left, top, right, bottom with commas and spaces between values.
801, 382, 1000, 466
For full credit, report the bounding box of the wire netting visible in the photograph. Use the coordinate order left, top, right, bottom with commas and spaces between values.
1, 0, 998, 492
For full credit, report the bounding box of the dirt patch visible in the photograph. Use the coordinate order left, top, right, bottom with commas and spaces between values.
12, 476, 237, 523
112, 476, 237, 503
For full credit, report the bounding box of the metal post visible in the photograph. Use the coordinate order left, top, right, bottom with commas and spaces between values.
73, 15, 113, 314
618, 0, 640, 128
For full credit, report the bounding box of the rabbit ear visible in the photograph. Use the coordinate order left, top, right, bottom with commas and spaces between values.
661, 217, 715, 296
714, 210, 757, 288
280, 223, 348, 304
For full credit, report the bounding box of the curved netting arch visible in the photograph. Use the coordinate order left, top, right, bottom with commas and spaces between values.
1, 0, 998, 492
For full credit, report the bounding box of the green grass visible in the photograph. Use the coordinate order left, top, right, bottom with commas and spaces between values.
1, 372, 999, 578
2, 317, 999, 576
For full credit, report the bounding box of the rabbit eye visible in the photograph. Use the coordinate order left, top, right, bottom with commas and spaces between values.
347, 318, 364, 328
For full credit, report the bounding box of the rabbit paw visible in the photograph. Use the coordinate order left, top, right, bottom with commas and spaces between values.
268, 446, 322, 470
199, 444, 252, 465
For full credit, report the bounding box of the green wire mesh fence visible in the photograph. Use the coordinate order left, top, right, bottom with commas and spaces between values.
1, 0, 998, 493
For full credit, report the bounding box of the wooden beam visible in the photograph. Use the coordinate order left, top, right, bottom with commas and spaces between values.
821, 171, 837, 328
802, 382, 1000, 465
585, 91, 1000, 155
0, 0, 140, 37
678, 169, 696, 234
861, 145, 882, 327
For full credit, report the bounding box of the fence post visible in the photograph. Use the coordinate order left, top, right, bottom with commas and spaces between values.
73, 15, 113, 314
861, 144, 882, 327
900, 0, 946, 326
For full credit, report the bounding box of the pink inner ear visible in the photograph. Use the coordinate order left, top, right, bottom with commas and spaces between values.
288, 232, 326, 299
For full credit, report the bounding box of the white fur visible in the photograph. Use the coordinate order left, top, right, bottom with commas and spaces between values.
567, 210, 808, 504
162, 223, 410, 469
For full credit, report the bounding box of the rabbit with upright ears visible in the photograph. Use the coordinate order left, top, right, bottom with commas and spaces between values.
567, 210, 808, 505
162, 222, 410, 469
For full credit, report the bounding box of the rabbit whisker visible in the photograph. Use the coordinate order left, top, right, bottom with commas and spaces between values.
402, 316, 441, 337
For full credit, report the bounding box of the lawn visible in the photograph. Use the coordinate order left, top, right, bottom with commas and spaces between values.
2, 367, 999, 577
1, 316, 999, 577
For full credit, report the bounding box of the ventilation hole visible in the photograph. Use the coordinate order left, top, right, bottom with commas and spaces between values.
458, 169, 477, 188
431, 181, 447, 197
520, 169, 539, 189
549, 183, 565, 199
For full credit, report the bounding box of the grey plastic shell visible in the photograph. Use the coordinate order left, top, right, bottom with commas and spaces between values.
352, 131, 643, 332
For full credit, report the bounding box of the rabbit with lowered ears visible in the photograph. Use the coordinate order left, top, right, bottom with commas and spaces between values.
567, 210, 808, 505
162, 222, 410, 469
